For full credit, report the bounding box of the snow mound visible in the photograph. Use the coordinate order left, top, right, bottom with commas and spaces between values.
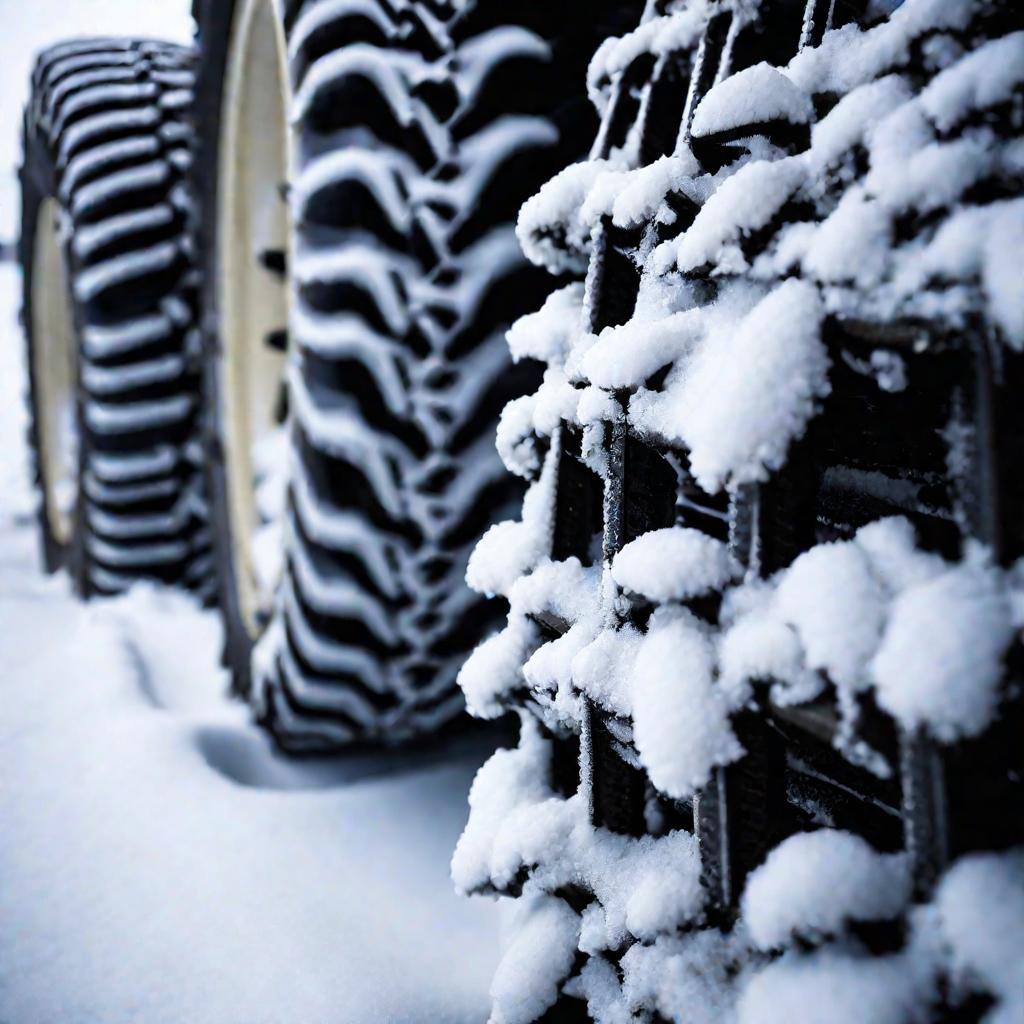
612, 527, 738, 603
691, 63, 813, 139
741, 830, 910, 950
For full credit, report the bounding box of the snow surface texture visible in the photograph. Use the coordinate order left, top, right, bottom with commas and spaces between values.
0, 244, 500, 1021
455, 0, 1024, 1020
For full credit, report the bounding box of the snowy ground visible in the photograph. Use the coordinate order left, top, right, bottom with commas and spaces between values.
0, 5, 504, 1021
0, 268, 503, 1024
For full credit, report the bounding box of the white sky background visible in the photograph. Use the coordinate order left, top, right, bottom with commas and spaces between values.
0, 0, 193, 240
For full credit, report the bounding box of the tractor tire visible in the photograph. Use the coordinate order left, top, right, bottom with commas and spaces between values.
454, 1, 1024, 1020
192, 0, 639, 749
20, 38, 205, 596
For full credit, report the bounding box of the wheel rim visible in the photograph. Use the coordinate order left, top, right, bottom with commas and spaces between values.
31, 197, 79, 548
218, 0, 292, 639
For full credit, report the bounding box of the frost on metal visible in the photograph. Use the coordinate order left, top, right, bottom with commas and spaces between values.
455, 1, 1024, 1020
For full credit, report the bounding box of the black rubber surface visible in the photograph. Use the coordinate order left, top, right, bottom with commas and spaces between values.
20, 38, 206, 596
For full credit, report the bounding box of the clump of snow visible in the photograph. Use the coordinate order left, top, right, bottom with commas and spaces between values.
801, 187, 891, 286
741, 830, 910, 950
737, 950, 932, 1024
774, 541, 885, 691
931, 849, 1024, 1014
571, 625, 643, 719
667, 279, 829, 491
505, 284, 584, 366
919, 32, 1024, 133
612, 527, 738, 603
805, 74, 912, 174
622, 930, 744, 1024
716, 518, 1020, 755
489, 895, 580, 1024
785, 0, 974, 96
870, 549, 1014, 741
586, 5, 711, 109
719, 609, 823, 708
853, 516, 944, 592
495, 394, 544, 478
582, 309, 703, 391
468, 453, 557, 597
517, 161, 612, 274
691, 63, 813, 139
629, 610, 744, 799
662, 158, 807, 275
983, 202, 1024, 349
452, 716, 554, 894
582, 152, 702, 231
458, 618, 536, 720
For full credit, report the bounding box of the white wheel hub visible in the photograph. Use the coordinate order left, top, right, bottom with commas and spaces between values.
218, 0, 293, 638
32, 197, 79, 547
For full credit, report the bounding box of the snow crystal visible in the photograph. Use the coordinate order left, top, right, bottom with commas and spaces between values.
870, 550, 1014, 741
612, 527, 738, 604
691, 63, 813, 140
741, 830, 910, 950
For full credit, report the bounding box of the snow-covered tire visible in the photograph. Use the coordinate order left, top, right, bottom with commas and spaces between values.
455, 1, 1024, 1020
193, 0, 635, 748
19, 38, 205, 596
